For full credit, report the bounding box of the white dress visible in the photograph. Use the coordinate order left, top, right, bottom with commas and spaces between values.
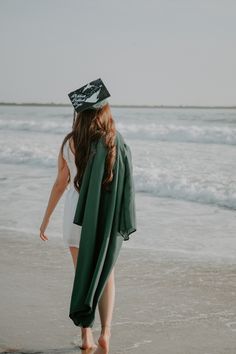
62, 139, 82, 248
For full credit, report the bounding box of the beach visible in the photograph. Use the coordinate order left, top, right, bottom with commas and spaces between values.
0, 105, 236, 353
0, 224, 236, 354
1, 0, 236, 350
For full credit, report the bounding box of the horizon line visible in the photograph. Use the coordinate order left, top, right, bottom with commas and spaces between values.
0, 102, 236, 109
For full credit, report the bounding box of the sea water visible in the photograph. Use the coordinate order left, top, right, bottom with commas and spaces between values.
0, 105, 236, 262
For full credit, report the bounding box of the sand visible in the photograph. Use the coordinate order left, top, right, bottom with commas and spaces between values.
0, 229, 236, 354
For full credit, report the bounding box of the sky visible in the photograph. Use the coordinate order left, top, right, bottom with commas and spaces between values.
0, 0, 235, 106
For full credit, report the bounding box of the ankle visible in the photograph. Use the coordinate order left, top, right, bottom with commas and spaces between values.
81, 327, 91, 335
101, 325, 111, 336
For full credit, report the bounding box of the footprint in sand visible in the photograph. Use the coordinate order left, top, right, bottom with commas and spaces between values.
225, 322, 236, 331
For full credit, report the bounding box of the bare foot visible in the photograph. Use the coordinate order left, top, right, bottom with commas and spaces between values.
94, 326, 111, 354
79, 327, 97, 350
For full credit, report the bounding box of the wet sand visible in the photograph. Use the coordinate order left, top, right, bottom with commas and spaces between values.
0, 229, 236, 354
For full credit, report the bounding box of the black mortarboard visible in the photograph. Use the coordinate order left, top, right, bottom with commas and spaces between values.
68, 78, 111, 113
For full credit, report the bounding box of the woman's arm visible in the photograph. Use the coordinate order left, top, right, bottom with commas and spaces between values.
39, 147, 70, 241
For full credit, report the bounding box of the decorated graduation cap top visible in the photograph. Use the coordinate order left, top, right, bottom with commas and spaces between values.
68, 78, 111, 113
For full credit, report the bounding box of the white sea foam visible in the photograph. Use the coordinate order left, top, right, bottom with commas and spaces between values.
1, 118, 236, 145
1, 144, 235, 209
0, 118, 69, 134
0, 144, 56, 167
0, 106, 235, 211
116, 122, 236, 145
134, 166, 236, 210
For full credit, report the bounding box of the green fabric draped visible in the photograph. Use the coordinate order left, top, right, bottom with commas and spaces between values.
69, 130, 136, 327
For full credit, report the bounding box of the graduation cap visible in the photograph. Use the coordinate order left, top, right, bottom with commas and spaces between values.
68, 78, 111, 113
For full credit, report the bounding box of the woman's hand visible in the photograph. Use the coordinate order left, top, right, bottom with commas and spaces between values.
39, 145, 69, 242
39, 218, 49, 241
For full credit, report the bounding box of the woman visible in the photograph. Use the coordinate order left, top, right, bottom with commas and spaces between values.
39, 80, 136, 354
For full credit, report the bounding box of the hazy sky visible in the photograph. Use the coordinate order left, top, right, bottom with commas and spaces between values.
0, 0, 235, 105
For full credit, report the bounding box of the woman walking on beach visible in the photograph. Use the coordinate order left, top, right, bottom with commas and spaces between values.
39, 78, 136, 354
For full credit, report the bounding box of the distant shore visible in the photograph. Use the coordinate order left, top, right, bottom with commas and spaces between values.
0, 102, 236, 109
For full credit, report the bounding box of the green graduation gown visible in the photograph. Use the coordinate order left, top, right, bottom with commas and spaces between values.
69, 130, 137, 327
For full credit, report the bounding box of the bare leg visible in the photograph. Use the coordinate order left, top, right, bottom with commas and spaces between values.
94, 267, 115, 354
69, 246, 79, 269
69, 246, 97, 350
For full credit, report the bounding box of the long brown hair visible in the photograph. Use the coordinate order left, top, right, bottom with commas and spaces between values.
60, 103, 116, 193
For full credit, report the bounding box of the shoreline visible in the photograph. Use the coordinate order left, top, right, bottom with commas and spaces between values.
1, 225, 235, 266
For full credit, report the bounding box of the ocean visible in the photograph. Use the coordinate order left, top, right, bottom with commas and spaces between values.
0, 105, 236, 262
